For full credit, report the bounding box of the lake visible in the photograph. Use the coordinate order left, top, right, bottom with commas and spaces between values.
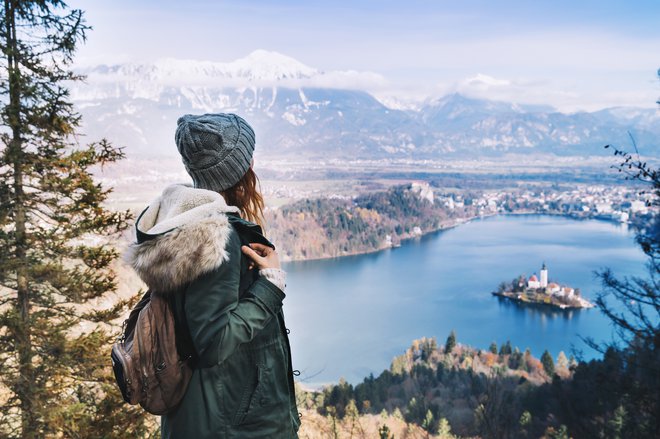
281, 214, 649, 386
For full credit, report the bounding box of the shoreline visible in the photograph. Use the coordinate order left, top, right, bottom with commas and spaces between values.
281, 210, 631, 264
492, 291, 595, 310
280, 213, 492, 263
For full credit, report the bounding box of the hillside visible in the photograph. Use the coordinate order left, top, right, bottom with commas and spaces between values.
263, 181, 652, 262
299, 323, 659, 439
264, 182, 455, 261
299, 335, 573, 438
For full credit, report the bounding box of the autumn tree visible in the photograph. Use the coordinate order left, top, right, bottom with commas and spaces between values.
0, 1, 146, 437
556, 351, 569, 372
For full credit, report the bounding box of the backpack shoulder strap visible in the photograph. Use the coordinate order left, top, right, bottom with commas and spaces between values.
167, 291, 199, 368
226, 212, 275, 250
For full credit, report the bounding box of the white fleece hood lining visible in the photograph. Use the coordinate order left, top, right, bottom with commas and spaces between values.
124, 183, 240, 293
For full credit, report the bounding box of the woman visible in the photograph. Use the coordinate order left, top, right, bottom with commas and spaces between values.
125, 113, 300, 438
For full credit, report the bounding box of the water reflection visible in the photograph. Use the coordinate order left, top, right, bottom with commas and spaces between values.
495, 296, 584, 321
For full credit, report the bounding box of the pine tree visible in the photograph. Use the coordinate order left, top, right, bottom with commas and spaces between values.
499, 340, 512, 355
508, 347, 524, 370
378, 424, 393, 439
0, 1, 146, 437
541, 350, 555, 377
444, 330, 456, 354
489, 342, 498, 354
422, 409, 436, 434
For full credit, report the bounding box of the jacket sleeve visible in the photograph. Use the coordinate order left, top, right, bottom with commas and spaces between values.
182, 228, 285, 366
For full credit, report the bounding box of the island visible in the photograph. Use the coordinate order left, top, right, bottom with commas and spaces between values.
492, 263, 595, 309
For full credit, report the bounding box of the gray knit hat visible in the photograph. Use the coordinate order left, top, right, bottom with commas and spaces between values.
175, 113, 256, 192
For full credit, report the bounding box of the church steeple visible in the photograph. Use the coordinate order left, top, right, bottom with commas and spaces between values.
540, 262, 548, 288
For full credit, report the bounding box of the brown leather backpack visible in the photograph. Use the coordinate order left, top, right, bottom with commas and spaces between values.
111, 290, 197, 415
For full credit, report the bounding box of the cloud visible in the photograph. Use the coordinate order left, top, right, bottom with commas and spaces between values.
431, 72, 659, 113
75, 48, 660, 113
298, 70, 389, 90
462, 74, 512, 89
79, 50, 390, 93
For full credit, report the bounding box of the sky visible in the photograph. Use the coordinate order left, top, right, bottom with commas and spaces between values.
68, 0, 660, 112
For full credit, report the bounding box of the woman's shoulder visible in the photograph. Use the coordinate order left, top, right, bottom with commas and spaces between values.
125, 209, 241, 293
225, 213, 276, 251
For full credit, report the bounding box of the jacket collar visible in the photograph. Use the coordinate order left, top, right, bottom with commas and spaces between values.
225, 212, 275, 250
124, 183, 241, 293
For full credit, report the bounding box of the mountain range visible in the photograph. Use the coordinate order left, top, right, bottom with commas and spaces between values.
71, 50, 660, 160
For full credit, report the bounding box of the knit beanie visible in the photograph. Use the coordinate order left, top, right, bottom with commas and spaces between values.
175, 113, 256, 192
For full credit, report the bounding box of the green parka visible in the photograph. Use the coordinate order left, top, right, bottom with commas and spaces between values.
125, 184, 300, 438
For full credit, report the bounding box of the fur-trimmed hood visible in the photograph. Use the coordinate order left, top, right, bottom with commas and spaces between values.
124, 183, 241, 293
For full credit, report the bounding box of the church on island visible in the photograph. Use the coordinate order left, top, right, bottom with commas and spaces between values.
493, 262, 594, 309
525, 263, 577, 299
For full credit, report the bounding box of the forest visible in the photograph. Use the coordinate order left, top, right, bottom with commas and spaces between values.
298, 146, 660, 438
265, 183, 462, 261
0, 1, 658, 438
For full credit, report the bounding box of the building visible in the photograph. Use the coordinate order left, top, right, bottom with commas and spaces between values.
540, 262, 548, 288
547, 282, 561, 294
527, 262, 549, 289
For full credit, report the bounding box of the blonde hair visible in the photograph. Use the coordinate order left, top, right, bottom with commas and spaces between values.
220, 167, 266, 230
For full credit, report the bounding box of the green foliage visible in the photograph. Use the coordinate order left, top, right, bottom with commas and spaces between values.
378, 424, 393, 439
606, 404, 626, 439
508, 348, 524, 370
541, 350, 555, 377
519, 410, 531, 427
267, 183, 458, 260
421, 409, 436, 434
318, 378, 355, 419
314, 336, 561, 437
0, 1, 143, 437
499, 340, 512, 355
444, 330, 456, 353
520, 145, 660, 439
489, 341, 498, 354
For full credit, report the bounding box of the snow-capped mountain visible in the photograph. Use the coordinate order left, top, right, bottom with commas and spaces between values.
417, 94, 659, 156
72, 50, 660, 159
81, 50, 317, 89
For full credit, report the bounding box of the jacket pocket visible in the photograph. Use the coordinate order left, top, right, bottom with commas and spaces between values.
230, 341, 290, 427
232, 363, 267, 425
